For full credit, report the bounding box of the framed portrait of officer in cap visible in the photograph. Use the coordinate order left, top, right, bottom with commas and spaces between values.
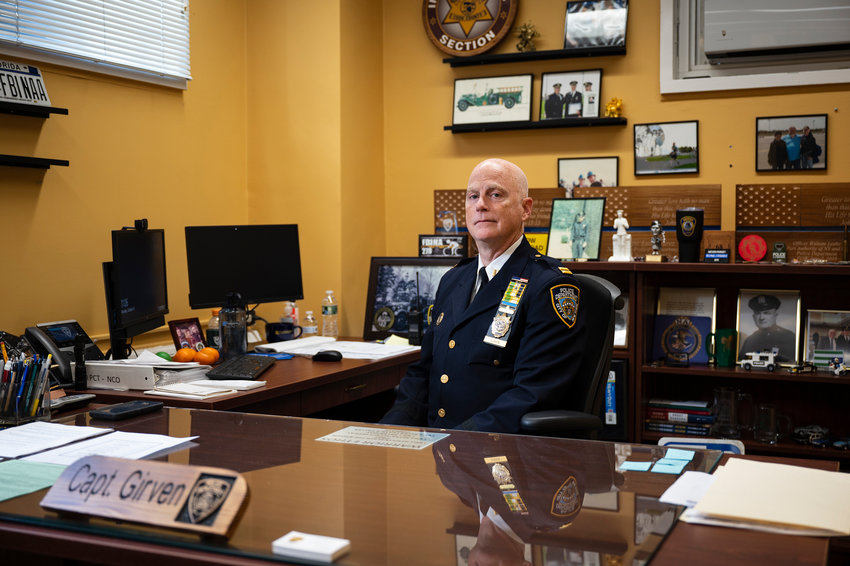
736, 289, 801, 364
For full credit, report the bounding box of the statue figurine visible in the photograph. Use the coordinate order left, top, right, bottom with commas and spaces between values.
648, 220, 667, 262
608, 209, 632, 262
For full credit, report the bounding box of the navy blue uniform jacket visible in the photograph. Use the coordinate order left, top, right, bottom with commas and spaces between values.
380, 238, 587, 433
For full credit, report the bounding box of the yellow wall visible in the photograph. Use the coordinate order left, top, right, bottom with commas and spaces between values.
0, 0, 847, 344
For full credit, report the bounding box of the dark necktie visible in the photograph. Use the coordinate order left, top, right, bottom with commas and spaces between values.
474, 267, 489, 299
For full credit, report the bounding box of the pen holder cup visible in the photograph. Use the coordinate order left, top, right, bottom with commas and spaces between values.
0, 371, 51, 427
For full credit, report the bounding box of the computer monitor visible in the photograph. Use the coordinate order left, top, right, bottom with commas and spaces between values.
103, 220, 169, 359
184, 224, 304, 310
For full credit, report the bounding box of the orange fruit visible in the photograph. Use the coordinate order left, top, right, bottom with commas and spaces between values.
199, 347, 220, 363
173, 347, 197, 362
194, 350, 218, 365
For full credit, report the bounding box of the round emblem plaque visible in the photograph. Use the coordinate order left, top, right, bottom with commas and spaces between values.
422, 0, 518, 57
738, 234, 767, 262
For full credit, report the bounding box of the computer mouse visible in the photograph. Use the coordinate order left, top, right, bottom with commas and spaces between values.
312, 349, 343, 362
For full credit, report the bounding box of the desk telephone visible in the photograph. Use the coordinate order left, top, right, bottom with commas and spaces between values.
24, 320, 104, 385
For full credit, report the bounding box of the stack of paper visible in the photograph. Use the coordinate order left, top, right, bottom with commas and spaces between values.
254, 336, 419, 360
681, 458, 850, 536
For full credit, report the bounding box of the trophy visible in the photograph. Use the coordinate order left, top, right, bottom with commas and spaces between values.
647, 220, 667, 262
676, 208, 704, 262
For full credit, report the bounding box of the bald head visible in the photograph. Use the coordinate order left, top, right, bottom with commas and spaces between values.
469, 159, 529, 198
466, 158, 533, 264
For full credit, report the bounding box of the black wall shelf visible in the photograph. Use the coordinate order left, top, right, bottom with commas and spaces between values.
0, 101, 69, 118
445, 116, 627, 133
0, 154, 69, 169
443, 46, 626, 67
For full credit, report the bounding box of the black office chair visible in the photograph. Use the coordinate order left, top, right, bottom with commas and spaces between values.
520, 273, 623, 439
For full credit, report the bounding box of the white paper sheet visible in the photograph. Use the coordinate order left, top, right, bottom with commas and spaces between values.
22, 430, 197, 466
0, 421, 112, 459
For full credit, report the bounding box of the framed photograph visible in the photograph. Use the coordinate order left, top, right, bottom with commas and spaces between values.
364, 257, 457, 340
540, 69, 602, 119
419, 234, 468, 258
558, 156, 618, 193
634, 120, 699, 175
452, 74, 533, 126
564, 0, 629, 48
546, 197, 606, 261
168, 318, 205, 351
755, 114, 827, 171
657, 287, 717, 324
736, 289, 801, 364
804, 309, 850, 362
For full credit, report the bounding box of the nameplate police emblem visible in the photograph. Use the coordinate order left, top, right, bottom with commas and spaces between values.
422, 0, 518, 57
484, 277, 527, 347
552, 476, 580, 518
40, 455, 248, 537
551, 284, 579, 328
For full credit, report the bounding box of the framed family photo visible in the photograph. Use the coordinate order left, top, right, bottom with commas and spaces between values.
634, 120, 699, 175
564, 0, 629, 49
546, 197, 606, 261
168, 318, 205, 351
558, 156, 618, 192
363, 257, 457, 340
452, 74, 533, 126
736, 289, 801, 364
540, 69, 602, 120
755, 114, 827, 171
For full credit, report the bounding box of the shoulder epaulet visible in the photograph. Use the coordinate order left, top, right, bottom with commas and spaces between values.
531, 252, 570, 274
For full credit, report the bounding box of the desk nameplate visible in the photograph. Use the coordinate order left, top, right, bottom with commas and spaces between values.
40, 455, 248, 537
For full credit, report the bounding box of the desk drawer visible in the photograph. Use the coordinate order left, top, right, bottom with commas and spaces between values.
300, 370, 402, 415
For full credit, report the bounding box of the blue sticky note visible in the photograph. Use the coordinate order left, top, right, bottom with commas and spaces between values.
651, 458, 689, 475
663, 448, 695, 462
619, 460, 653, 472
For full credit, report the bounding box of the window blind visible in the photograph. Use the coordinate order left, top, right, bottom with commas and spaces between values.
0, 0, 191, 87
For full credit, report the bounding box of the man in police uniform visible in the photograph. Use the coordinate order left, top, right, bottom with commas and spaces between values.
380, 158, 587, 433
543, 82, 564, 119
739, 294, 797, 362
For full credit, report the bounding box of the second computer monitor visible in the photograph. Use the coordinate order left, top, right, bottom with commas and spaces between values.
184, 224, 304, 309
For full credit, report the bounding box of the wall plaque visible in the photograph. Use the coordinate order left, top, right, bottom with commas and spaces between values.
419, 234, 468, 257
422, 0, 518, 57
41, 455, 248, 537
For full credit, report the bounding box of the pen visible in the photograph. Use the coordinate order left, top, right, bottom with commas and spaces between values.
15, 360, 31, 416
1, 342, 7, 363
0, 361, 10, 416
24, 357, 41, 415
30, 354, 51, 416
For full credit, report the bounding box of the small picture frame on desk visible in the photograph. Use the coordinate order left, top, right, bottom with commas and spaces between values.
168, 318, 205, 351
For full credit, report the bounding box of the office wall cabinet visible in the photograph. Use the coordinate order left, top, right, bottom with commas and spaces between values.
565, 261, 850, 464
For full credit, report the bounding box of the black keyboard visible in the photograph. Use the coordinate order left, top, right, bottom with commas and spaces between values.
206, 354, 275, 380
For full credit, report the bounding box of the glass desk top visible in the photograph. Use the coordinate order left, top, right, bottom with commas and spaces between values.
0, 408, 722, 565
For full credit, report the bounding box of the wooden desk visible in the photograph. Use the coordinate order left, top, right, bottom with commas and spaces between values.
82, 350, 419, 417
0, 409, 833, 565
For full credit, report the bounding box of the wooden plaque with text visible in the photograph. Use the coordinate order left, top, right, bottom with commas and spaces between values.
41, 455, 248, 537
736, 183, 850, 262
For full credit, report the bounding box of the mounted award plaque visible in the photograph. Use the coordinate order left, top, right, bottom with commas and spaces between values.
41, 455, 248, 537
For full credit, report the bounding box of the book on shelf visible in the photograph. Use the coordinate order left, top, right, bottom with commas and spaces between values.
646, 408, 715, 424
644, 420, 712, 436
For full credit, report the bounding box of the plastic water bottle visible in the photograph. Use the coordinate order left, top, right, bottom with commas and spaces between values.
321, 290, 339, 338
206, 308, 221, 348
220, 292, 247, 361
302, 310, 318, 338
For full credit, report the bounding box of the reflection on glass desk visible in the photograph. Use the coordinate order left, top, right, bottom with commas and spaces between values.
0, 408, 721, 565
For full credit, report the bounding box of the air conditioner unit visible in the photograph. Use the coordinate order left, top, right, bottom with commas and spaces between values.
703, 0, 850, 63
